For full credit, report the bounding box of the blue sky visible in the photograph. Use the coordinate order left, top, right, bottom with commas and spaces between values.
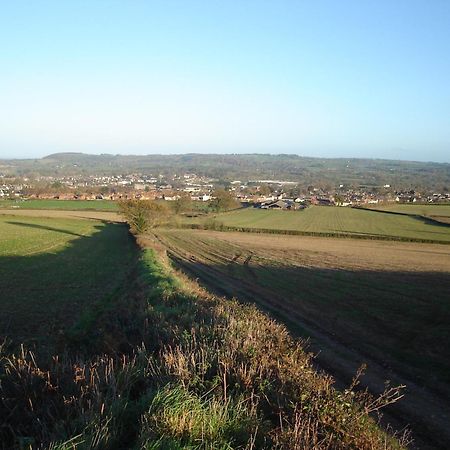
1, 1, 449, 162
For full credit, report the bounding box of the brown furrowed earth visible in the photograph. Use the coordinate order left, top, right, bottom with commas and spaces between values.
153, 228, 450, 449
0, 208, 123, 222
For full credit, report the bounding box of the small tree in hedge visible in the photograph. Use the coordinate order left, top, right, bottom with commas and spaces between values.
210, 189, 239, 212
118, 199, 171, 234
173, 193, 192, 215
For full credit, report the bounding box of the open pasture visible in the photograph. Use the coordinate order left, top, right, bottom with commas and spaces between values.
155, 228, 450, 392
370, 203, 450, 224
0, 199, 118, 211
205, 205, 450, 242
370, 203, 450, 216
0, 215, 137, 347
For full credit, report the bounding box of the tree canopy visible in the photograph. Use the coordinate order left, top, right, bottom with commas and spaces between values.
118, 199, 171, 234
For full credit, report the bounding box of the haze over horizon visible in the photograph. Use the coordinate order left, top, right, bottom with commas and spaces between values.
1, 1, 449, 163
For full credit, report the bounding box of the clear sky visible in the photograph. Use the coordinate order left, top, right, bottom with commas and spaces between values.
1, 0, 449, 162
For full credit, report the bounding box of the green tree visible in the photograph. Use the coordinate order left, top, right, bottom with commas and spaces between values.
259, 184, 272, 196
334, 194, 344, 206
173, 193, 192, 215
118, 199, 171, 234
210, 189, 238, 212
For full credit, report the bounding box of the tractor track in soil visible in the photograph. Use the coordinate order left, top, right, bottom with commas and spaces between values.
152, 231, 450, 450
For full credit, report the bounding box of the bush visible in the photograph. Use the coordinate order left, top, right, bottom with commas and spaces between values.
118, 200, 171, 233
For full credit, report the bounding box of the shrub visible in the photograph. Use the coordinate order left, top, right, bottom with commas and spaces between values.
118, 200, 171, 233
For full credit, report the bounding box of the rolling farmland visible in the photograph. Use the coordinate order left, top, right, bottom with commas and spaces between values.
0, 214, 137, 348
155, 228, 450, 384
1, 201, 449, 447
373, 203, 450, 216
0, 213, 406, 449
200, 206, 450, 242
370, 203, 450, 224
154, 228, 450, 445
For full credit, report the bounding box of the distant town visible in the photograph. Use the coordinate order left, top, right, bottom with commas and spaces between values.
1, 170, 449, 208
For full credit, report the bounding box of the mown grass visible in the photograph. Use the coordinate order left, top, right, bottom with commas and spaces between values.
188, 206, 450, 243
370, 203, 450, 217
367, 203, 450, 225
0, 199, 118, 211
0, 223, 408, 449
0, 215, 137, 349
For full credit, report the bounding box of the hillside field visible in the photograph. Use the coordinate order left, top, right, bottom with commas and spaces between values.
199, 205, 450, 242
0, 215, 408, 449
155, 229, 450, 386
0, 198, 118, 211
154, 228, 450, 445
370, 203, 450, 224
0, 214, 137, 348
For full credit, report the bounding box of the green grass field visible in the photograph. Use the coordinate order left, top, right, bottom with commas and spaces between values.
203, 205, 450, 242
371, 203, 450, 218
0, 199, 119, 211
0, 214, 137, 348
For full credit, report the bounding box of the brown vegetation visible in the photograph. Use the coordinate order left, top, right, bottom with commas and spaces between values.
153, 229, 450, 448
118, 199, 172, 233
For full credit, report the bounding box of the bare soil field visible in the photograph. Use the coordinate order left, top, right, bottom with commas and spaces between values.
153, 229, 450, 449
0, 208, 122, 222
205, 230, 450, 272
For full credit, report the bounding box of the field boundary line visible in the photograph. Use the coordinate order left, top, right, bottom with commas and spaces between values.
182, 223, 450, 244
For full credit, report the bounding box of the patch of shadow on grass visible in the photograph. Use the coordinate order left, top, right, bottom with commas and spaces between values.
5, 220, 97, 237
168, 254, 450, 449
355, 206, 450, 229
0, 222, 141, 354
169, 254, 450, 384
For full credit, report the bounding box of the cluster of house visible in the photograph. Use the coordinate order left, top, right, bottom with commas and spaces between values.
0, 172, 215, 202
1, 172, 449, 207
0, 182, 28, 198
394, 190, 450, 203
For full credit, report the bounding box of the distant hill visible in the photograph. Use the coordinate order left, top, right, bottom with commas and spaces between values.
1, 152, 449, 190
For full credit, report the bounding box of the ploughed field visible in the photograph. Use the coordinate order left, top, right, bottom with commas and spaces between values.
200, 206, 450, 242
155, 229, 450, 393
0, 214, 137, 348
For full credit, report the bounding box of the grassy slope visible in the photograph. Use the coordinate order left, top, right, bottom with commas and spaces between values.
0, 215, 137, 348
370, 204, 450, 225
205, 206, 450, 242
371, 204, 450, 217
0, 199, 118, 211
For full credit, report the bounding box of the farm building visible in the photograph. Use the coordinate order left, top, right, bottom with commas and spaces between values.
261, 200, 297, 210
